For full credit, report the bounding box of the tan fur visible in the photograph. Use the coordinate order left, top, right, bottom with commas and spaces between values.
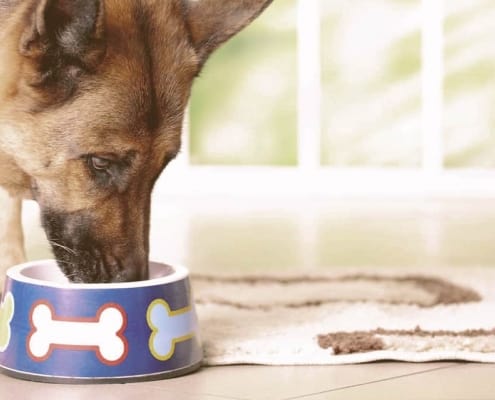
0, 0, 273, 283
0, 188, 25, 288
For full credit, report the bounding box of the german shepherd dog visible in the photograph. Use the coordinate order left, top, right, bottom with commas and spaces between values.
0, 0, 273, 284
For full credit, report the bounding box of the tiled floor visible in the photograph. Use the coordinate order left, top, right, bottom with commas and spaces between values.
7, 197, 495, 399
2, 363, 495, 400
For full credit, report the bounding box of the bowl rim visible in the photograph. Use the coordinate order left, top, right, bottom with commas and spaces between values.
6, 260, 188, 290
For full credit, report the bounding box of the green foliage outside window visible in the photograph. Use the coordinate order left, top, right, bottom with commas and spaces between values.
444, 0, 495, 168
189, 0, 495, 169
320, 0, 422, 167
189, 0, 298, 166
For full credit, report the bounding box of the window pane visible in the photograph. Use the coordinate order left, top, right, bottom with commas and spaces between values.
321, 0, 421, 167
444, 0, 495, 168
189, 0, 297, 166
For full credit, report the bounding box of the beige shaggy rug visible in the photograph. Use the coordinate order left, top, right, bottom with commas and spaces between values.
191, 268, 495, 365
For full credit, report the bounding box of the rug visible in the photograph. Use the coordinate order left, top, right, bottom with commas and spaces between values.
191, 267, 495, 365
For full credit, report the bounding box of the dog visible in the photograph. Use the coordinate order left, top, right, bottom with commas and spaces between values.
0, 0, 273, 284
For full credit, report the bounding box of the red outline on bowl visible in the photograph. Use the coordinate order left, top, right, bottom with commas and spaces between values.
26, 300, 129, 366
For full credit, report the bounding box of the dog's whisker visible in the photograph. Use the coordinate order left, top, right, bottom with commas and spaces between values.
48, 240, 78, 256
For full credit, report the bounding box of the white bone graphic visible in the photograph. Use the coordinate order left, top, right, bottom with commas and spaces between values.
28, 302, 128, 365
147, 299, 197, 361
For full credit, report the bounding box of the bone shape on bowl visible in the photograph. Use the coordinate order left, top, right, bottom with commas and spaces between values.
28, 301, 128, 365
0, 292, 14, 352
147, 299, 197, 361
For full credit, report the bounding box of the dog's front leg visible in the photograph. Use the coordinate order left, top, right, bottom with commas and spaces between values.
0, 187, 26, 289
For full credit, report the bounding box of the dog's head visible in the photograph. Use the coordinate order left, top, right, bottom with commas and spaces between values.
0, 0, 272, 282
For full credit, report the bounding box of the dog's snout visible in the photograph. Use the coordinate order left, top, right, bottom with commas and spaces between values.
53, 250, 149, 284
41, 207, 151, 283
110, 253, 149, 283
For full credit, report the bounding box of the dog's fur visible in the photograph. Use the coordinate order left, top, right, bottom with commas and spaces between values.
0, 0, 273, 284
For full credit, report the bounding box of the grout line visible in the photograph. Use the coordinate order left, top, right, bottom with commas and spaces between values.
142, 383, 251, 400
281, 363, 464, 400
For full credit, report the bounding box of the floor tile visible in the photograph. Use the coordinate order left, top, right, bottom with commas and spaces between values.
296, 363, 495, 400
145, 363, 457, 400
0, 372, 235, 400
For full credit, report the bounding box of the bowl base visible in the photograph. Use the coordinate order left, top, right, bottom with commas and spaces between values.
0, 361, 202, 384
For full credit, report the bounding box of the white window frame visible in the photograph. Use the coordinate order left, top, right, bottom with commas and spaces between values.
155, 0, 495, 199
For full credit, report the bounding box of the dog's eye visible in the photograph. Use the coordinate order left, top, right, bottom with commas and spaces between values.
85, 153, 133, 191
90, 156, 112, 172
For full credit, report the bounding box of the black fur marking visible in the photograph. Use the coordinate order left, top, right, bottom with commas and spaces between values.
41, 206, 147, 283
42, 0, 101, 56
41, 208, 121, 283
132, 4, 160, 133
20, 0, 106, 105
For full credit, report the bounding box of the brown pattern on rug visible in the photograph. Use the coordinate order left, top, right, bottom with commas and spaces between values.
318, 327, 495, 355
193, 268, 495, 365
192, 273, 481, 309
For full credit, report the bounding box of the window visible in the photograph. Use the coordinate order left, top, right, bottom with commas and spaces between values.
189, 0, 298, 166
444, 0, 495, 168
321, 0, 421, 167
156, 0, 495, 198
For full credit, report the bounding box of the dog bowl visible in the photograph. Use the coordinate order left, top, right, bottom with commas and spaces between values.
0, 260, 202, 383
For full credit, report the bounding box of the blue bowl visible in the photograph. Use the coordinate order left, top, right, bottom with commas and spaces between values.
0, 260, 202, 383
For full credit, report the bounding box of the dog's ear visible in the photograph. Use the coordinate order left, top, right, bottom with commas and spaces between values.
183, 0, 273, 64
19, 0, 105, 92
